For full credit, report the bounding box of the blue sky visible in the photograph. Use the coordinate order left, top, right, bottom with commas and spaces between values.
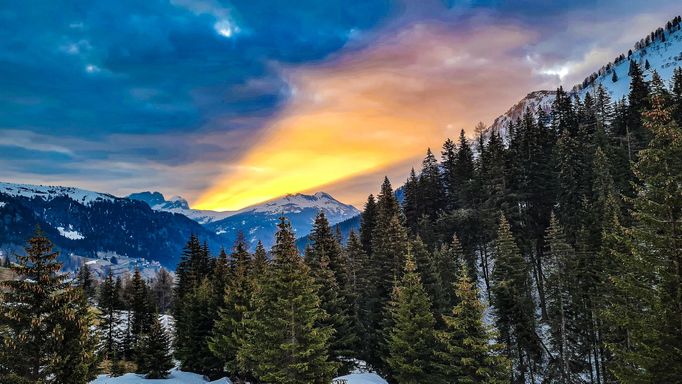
0, 0, 679, 209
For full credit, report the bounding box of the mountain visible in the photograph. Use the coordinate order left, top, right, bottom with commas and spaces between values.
128, 191, 233, 224
206, 192, 360, 249
488, 19, 682, 135
0, 182, 224, 271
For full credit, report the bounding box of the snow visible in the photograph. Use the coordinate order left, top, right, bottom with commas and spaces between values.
89, 371, 387, 384
578, 26, 682, 102
487, 25, 682, 138
0, 181, 116, 206
90, 369, 231, 384
237, 192, 359, 216
57, 225, 85, 240
0, 201, 5, 208
334, 373, 389, 384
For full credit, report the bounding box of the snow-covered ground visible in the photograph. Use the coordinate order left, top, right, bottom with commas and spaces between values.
90, 369, 230, 384
89, 370, 387, 384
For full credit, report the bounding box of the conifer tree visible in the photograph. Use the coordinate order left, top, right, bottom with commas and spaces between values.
151, 268, 174, 314
384, 251, 437, 384
411, 236, 443, 316
626, 61, 650, 158
305, 211, 350, 291
176, 278, 223, 377
453, 129, 476, 208
140, 314, 173, 379
360, 194, 378, 256
441, 137, 458, 209
419, 148, 446, 219
130, 267, 152, 341
434, 235, 465, 311
98, 270, 122, 359
239, 217, 337, 384
251, 240, 269, 277
52, 288, 100, 384
0, 229, 98, 383
672, 66, 682, 126
346, 230, 371, 357
402, 168, 421, 233
492, 216, 541, 382
368, 181, 409, 367
76, 262, 96, 299
434, 264, 509, 384
544, 214, 580, 382
315, 253, 357, 373
606, 71, 682, 383
209, 237, 253, 379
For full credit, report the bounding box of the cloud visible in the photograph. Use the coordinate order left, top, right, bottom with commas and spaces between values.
194, 20, 565, 210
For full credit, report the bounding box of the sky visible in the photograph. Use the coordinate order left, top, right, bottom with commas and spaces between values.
0, 0, 680, 210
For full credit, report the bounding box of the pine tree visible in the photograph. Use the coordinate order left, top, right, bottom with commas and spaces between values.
453, 129, 476, 208
544, 214, 580, 382
76, 262, 96, 299
98, 270, 122, 359
612, 70, 618, 83
411, 236, 443, 316
433, 264, 509, 384
626, 61, 650, 158
384, 251, 437, 384
441, 137, 458, 210
251, 240, 269, 277
176, 278, 224, 377
360, 194, 378, 256
419, 148, 446, 219
140, 314, 173, 379
672, 66, 682, 126
606, 70, 682, 383
0, 229, 98, 383
346, 230, 371, 358
315, 253, 357, 373
239, 217, 337, 384
402, 168, 421, 233
434, 235, 465, 312
368, 182, 409, 368
51, 288, 100, 384
209, 237, 253, 379
130, 267, 151, 341
492, 216, 541, 382
151, 268, 174, 314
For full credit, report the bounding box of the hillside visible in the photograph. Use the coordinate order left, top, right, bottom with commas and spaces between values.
488, 18, 682, 135
0, 182, 224, 271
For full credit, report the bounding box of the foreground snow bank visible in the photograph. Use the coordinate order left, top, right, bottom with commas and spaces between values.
334, 372, 388, 384
89, 369, 231, 384
89, 369, 387, 384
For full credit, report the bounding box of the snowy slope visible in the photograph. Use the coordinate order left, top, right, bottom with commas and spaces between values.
0, 181, 116, 206
235, 192, 358, 217
488, 21, 682, 135
488, 90, 556, 137
207, 192, 360, 249
576, 23, 682, 101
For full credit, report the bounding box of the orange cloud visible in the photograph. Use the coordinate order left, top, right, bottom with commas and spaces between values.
195, 21, 559, 210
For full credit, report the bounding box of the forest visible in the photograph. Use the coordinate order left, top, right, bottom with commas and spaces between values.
1, 63, 681, 384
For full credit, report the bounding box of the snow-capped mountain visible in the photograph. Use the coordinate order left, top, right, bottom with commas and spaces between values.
207, 192, 360, 249
128, 191, 234, 225
488, 90, 556, 137
0, 181, 223, 270
488, 19, 682, 135
0, 181, 116, 206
